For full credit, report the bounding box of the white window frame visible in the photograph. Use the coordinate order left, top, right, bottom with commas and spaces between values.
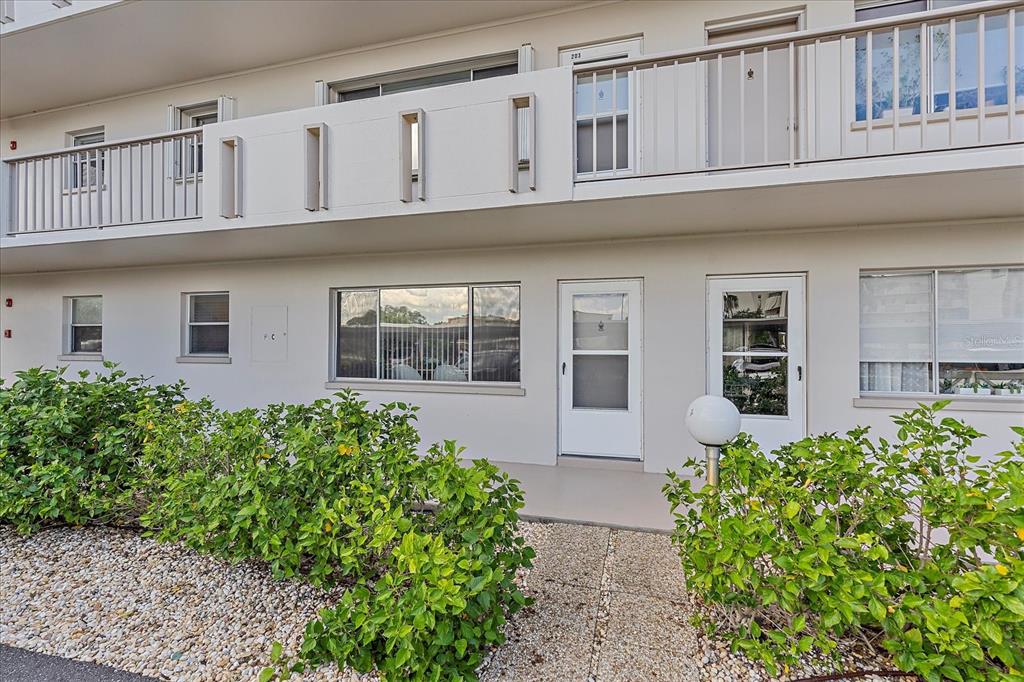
859, 265, 1024, 398
65, 127, 105, 191
62, 295, 103, 358
181, 291, 230, 359
173, 102, 218, 178
330, 282, 522, 386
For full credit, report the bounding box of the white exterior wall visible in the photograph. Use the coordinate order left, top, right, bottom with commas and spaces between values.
0, 1, 851, 154
3, 220, 1021, 473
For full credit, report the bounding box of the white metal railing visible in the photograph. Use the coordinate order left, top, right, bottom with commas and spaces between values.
5, 128, 203, 233
573, 0, 1024, 181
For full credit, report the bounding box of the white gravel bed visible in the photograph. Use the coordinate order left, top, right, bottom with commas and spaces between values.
3, 521, 902, 682
0, 525, 369, 681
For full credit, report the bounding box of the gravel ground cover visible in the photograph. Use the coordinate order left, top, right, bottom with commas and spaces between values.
2, 522, 900, 682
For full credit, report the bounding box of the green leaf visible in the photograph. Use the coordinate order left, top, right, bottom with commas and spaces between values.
868, 599, 886, 622
784, 501, 800, 519
258, 667, 275, 682
978, 620, 1003, 645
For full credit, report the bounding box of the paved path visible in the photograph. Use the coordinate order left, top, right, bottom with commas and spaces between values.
0, 644, 157, 682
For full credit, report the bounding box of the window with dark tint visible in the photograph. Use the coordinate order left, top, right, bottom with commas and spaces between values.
472, 286, 521, 382
337, 290, 378, 378
69, 296, 102, 353
187, 293, 229, 355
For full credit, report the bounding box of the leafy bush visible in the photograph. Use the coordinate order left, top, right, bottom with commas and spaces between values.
0, 364, 184, 531
664, 401, 1024, 682
0, 367, 533, 681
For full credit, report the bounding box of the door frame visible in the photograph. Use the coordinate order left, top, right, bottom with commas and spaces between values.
557, 277, 644, 460
705, 272, 808, 444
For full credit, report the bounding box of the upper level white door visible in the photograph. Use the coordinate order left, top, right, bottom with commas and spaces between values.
706, 13, 801, 167
707, 275, 806, 452
559, 279, 643, 459
562, 37, 642, 178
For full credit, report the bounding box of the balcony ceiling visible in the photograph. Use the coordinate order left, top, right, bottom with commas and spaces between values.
0, 0, 580, 118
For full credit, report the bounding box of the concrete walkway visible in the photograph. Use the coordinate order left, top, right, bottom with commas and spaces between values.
496, 459, 693, 531
0, 645, 156, 682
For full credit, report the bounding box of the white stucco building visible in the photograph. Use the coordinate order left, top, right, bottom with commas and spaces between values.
1, 0, 1022, 528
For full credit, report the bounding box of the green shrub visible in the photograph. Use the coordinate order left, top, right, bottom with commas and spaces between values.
1, 366, 533, 681
138, 392, 533, 680
664, 401, 1024, 682
0, 364, 184, 532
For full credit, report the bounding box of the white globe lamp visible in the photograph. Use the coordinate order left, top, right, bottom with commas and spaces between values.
685, 395, 741, 486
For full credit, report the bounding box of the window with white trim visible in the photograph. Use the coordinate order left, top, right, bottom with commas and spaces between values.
67, 127, 104, 190
334, 284, 520, 383
860, 267, 1024, 396
854, 0, 1024, 121
65, 295, 102, 354
184, 292, 230, 356
178, 103, 218, 175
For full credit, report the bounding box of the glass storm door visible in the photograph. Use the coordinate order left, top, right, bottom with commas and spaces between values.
559, 279, 643, 459
707, 275, 806, 452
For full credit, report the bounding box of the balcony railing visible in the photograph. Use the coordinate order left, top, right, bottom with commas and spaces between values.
4, 128, 203, 234
572, 0, 1023, 180
3, 1, 1021, 239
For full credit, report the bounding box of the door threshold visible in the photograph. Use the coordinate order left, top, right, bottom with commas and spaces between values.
557, 454, 644, 472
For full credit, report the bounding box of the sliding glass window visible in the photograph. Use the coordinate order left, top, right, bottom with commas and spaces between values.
860, 267, 1023, 396
335, 284, 520, 383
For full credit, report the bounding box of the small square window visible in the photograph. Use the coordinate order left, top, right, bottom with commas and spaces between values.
66, 296, 102, 354
184, 292, 229, 356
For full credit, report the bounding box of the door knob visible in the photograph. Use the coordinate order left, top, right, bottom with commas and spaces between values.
562, 361, 566, 375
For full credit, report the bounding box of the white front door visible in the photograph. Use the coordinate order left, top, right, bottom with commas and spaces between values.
561, 38, 642, 178
559, 279, 643, 459
707, 275, 806, 452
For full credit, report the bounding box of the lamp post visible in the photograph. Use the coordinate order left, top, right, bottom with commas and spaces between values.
685, 395, 741, 487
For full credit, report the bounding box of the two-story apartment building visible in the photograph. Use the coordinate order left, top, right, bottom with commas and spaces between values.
1, 0, 1022, 526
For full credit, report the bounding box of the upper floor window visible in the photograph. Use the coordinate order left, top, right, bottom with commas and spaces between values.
178, 103, 218, 175
860, 266, 1024, 396
67, 127, 104, 190
330, 52, 518, 102
854, 0, 1024, 121
334, 284, 520, 383
65, 295, 102, 354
